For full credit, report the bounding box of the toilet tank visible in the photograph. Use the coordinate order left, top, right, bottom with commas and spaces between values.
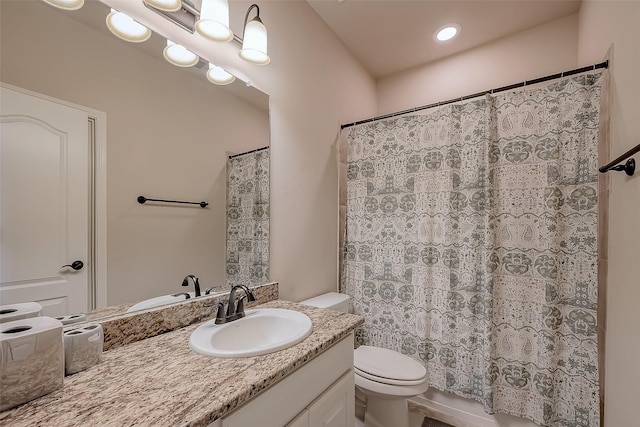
299, 292, 350, 313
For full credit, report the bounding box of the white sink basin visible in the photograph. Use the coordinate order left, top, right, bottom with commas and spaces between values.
127, 292, 196, 312
189, 308, 313, 358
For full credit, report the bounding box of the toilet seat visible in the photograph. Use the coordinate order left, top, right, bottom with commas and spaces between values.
354, 345, 427, 386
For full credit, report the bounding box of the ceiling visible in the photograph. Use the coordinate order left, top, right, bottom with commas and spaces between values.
307, 0, 582, 78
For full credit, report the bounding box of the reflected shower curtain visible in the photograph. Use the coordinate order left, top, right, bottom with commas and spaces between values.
342, 74, 602, 426
226, 148, 270, 287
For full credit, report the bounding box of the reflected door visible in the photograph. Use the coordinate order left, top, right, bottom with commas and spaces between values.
0, 86, 90, 316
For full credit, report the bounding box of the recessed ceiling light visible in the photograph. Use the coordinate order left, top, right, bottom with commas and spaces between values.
434, 24, 461, 42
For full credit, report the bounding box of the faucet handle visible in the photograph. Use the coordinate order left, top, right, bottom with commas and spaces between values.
225, 299, 236, 318
204, 302, 227, 324
235, 295, 247, 317
213, 302, 226, 324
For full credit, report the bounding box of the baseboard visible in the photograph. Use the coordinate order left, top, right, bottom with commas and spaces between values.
408, 395, 499, 427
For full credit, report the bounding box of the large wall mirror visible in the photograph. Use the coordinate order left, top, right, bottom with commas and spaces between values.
0, 0, 270, 320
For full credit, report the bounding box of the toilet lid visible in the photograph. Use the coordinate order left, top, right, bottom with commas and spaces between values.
354, 346, 427, 386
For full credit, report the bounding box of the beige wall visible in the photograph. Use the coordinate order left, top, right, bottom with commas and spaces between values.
577, 1, 640, 426
1, 1, 269, 306
377, 13, 578, 115
245, 1, 377, 302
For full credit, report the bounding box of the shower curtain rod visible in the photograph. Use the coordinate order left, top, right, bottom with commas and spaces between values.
340, 60, 609, 130
599, 143, 640, 176
228, 146, 269, 159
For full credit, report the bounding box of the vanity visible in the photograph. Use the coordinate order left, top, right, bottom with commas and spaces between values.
0, 298, 363, 427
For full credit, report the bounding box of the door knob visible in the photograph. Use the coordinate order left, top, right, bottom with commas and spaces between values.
62, 260, 84, 271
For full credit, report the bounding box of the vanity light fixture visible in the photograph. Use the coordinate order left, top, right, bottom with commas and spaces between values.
195, 0, 234, 42
41, 0, 84, 11
143, 0, 182, 13
207, 64, 236, 85
163, 40, 199, 67
434, 24, 461, 42
238, 4, 270, 65
106, 8, 152, 43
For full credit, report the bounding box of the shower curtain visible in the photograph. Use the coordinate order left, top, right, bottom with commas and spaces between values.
226, 148, 270, 288
342, 74, 603, 427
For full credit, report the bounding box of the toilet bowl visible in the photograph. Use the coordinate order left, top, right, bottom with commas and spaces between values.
353, 345, 429, 427
300, 292, 429, 427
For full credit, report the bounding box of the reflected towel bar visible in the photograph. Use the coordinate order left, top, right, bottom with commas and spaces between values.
229, 146, 269, 159
137, 196, 208, 208
599, 143, 640, 176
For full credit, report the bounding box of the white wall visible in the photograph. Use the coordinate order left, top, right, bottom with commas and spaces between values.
577, 2, 640, 426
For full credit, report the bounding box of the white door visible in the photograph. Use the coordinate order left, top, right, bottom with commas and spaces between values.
1, 86, 90, 317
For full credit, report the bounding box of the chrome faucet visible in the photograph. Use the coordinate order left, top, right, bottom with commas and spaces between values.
181, 275, 201, 297
214, 285, 256, 324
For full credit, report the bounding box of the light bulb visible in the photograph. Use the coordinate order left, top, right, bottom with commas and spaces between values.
106, 9, 151, 43
143, 0, 182, 13
195, 0, 233, 42
42, 0, 84, 11
207, 64, 236, 85
239, 17, 270, 65
163, 40, 199, 67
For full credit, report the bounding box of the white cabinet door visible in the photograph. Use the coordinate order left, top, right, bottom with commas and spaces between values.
0, 85, 90, 316
220, 335, 354, 427
286, 409, 309, 427
308, 371, 355, 427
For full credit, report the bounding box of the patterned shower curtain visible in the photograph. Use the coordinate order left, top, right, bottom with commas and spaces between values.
226, 148, 270, 288
342, 74, 602, 427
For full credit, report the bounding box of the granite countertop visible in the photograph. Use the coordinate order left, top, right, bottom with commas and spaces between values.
0, 300, 363, 427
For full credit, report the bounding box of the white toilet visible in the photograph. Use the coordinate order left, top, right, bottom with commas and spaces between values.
300, 292, 429, 427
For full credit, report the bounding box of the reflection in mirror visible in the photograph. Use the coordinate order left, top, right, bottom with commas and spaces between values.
0, 0, 270, 321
